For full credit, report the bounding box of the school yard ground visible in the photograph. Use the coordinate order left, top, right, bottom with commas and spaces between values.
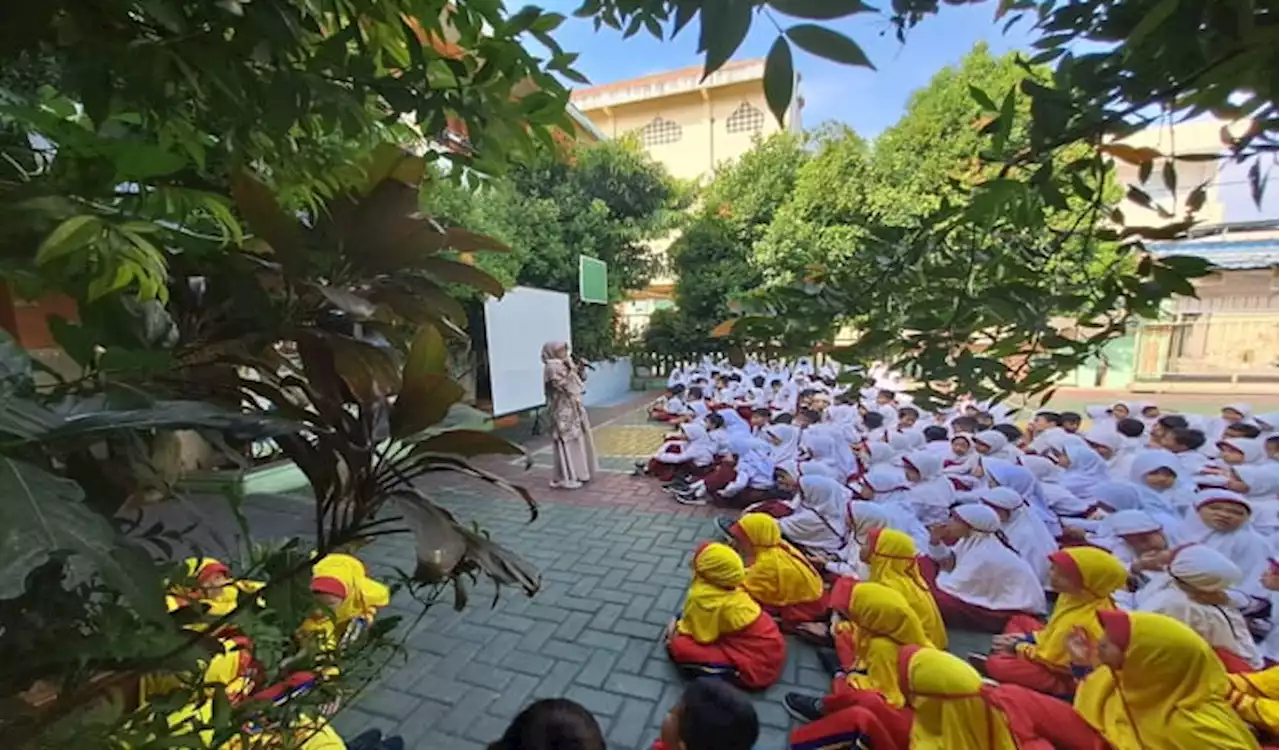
224, 389, 1274, 749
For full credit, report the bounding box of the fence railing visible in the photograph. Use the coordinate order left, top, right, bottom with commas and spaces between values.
1135, 313, 1279, 381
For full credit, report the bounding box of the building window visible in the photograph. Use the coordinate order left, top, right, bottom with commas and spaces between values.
641, 117, 682, 146
726, 102, 765, 134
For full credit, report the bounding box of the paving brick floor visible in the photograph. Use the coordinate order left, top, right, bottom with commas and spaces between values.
327, 485, 830, 750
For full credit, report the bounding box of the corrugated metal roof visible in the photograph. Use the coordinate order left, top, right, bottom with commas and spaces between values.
1150, 237, 1278, 270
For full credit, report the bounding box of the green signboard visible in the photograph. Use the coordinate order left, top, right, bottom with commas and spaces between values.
579, 255, 608, 304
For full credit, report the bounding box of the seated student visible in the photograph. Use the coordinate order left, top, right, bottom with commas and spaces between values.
981, 547, 1128, 698
785, 583, 930, 744
975, 411, 997, 430
726, 514, 826, 626
1020, 455, 1094, 521
167, 557, 264, 618
749, 407, 771, 435
1073, 610, 1260, 749
1110, 417, 1149, 479
1226, 422, 1265, 441
301, 553, 390, 653
677, 436, 776, 508
650, 384, 689, 422
826, 501, 892, 579
685, 386, 710, 421
778, 475, 851, 555
923, 504, 1047, 633
488, 698, 605, 750
1139, 543, 1264, 672
1060, 410, 1083, 435
1056, 437, 1112, 501
1161, 426, 1210, 478
860, 411, 889, 445
993, 423, 1025, 450
899, 647, 1042, 749
1149, 414, 1190, 447
973, 429, 1017, 461
979, 487, 1057, 587
640, 422, 716, 482
901, 450, 955, 527
861, 528, 947, 648
665, 542, 786, 690
896, 406, 920, 432
1090, 510, 1171, 607
654, 678, 759, 750
920, 425, 951, 455
1180, 490, 1272, 598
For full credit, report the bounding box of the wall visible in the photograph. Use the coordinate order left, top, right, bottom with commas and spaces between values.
581, 357, 635, 407
581, 80, 784, 182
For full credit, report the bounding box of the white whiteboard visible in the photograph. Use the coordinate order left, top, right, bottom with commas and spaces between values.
484, 286, 572, 417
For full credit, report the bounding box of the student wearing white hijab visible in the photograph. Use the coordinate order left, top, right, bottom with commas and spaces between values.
1139, 543, 1264, 670
1055, 437, 1110, 500
1178, 489, 1273, 599
677, 435, 775, 507
856, 465, 932, 551
826, 501, 893, 579
1082, 423, 1124, 464
642, 422, 716, 480
779, 475, 850, 553
927, 504, 1047, 632
1019, 455, 1093, 518
1127, 449, 1195, 517
941, 432, 981, 478
888, 430, 925, 455
979, 486, 1057, 587
901, 450, 956, 527
762, 424, 801, 477
972, 429, 1018, 461
983, 459, 1061, 537
1233, 462, 1280, 536
803, 425, 856, 480
856, 441, 896, 477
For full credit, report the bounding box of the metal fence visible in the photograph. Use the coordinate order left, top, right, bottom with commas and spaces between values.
1135, 313, 1279, 381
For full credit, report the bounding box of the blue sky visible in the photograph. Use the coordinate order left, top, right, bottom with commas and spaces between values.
539, 2, 1035, 138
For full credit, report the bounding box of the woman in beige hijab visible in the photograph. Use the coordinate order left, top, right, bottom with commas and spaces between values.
542, 341, 598, 489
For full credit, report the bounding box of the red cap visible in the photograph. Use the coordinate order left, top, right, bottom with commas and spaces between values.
310, 576, 348, 599
1097, 610, 1131, 654
196, 562, 231, 584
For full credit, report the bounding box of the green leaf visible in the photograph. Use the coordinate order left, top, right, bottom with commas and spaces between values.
419, 257, 507, 297
40, 401, 301, 442
35, 215, 102, 265
404, 324, 448, 379
1127, 0, 1179, 46
785, 24, 875, 69
763, 36, 795, 126
968, 85, 998, 111
390, 373, 466, 439
768, 0, 875, 20
0, 456, 163, 622
700, 0, 753, 79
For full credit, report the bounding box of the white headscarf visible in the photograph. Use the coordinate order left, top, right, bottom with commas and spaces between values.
902, 450, 956, 526
1128, 449, 1194, 516
942, 433, 980, 475
889, 430, 926, 454
860, 466, 932, 551
763, 424, 801, 476
675, 422, 716, 466
828, 501, 893, 578
804, 424, 856, 479
973, 430, 1017, 461
1019, 455, 1092, 516
862, 441, 896, 472
1092, 509, 1165, 567
779, 475, 850, 552
980, 487, 1057, 585
1139, 544, 1263, 669
1059, 437, 1110, 499
728, 435, 774, 488
1178, 490, 1271, 596
984, 458, 1060, 536
1233, 462, 1280, 536
936, 505, 1047, 613
715, 407, 752, 438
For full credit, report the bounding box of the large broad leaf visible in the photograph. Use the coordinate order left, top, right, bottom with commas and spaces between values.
389, 373, 465, 439
410, 429, 528, 461
0, 457, 167, 620
230, 169, 308, 272
392, 491, 540, 602
40, 401, 302, 442
418, 257, 507, 298
0, 393, 66, 439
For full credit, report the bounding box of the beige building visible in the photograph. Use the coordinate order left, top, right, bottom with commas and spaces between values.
572, 59, 803, 331
571, 58, 803, 182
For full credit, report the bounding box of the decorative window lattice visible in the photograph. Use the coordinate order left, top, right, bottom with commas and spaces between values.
641, 117, 682, 146
726, 102, 765, 134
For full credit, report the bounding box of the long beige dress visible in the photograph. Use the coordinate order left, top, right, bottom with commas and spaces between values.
543, 343, 599, 485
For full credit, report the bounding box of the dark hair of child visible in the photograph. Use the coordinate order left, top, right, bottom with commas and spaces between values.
1060, 411, 1081, 424
728, 373, 742, 383
822, 377, 837, 388
770, 379, 783, 388
863, 412, 885, 429
975, 411, 995, 426
687, 386, 704, 401
950, 415, 979, 434
672, 679, 759, 750
992, 423, 1022, 442
752, 375, 766, 388
772, 413, 794, 425
1115, 418, 1146, 438
798, 388, 817, 401
1157, 414, 1189, 431
1171, 428, 1207, 452
877, 389, 896, 400
922, 425, 949, 442
1036, 411, 1062, 425
488, 699, 605, 750
836, 391, 857, 405
669, 384, 686, 396
898, 406, 919, 419
706, 413, 725, 430
752, 407, 772, 419
1225, 423, 1262, 439
798, 408, 822, 424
